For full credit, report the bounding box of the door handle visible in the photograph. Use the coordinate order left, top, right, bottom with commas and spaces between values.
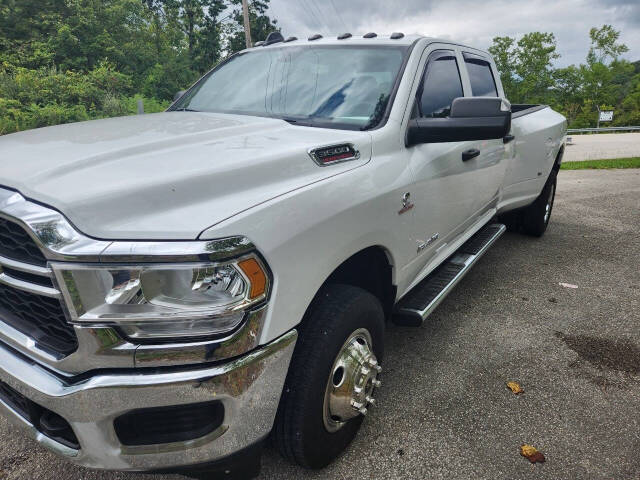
462, 148, 480, 161
503, 134, 515, 144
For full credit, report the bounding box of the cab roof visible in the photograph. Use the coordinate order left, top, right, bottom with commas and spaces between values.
246, 33, 489, 58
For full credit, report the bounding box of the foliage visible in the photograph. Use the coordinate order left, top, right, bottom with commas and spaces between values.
1, 5, 637, 135
489, 24, 638, 128
0, 0, 278, 135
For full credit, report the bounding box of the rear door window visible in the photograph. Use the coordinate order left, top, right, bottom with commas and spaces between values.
418, 51, 464, 118
464, 56, 498, 97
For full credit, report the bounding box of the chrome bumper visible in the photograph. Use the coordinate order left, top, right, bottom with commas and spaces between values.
0, 330, 296, 471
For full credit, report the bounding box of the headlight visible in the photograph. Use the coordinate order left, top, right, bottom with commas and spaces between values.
52, 255, 269, 340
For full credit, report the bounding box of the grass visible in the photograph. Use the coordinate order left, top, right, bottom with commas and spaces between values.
560, 157, 640, 170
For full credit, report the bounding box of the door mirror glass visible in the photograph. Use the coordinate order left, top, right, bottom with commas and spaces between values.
406, 97, 511, 146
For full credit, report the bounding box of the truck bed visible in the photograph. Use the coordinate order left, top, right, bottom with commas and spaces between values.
511, 104, 549, 118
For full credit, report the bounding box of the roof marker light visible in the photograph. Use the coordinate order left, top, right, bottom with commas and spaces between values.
337, 33, 352, 40
284, 36, 298, 42
264, 31, 285, 46
308, 34, 323, 41
390, 32, 405, 39
363, 32, 377, 38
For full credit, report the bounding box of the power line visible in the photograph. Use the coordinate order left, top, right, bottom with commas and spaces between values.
298, 0, 325, 33
329, 0, 347, 32
310, 1, 333, 33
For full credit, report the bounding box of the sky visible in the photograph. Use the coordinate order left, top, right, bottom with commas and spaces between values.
266, 0, 639, 66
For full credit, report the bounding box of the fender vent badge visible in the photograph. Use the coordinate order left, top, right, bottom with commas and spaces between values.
308, 143, 360, 166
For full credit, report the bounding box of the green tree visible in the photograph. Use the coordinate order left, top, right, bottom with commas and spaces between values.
587, 24, 629, 65
514, 32, 560, 104
488, 36, 518, 101
226, 0, 279, 54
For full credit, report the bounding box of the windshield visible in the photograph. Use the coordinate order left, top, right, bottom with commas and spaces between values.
172, 45, 409, 130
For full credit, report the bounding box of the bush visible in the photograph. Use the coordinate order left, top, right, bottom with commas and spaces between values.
0, 62, 170, 135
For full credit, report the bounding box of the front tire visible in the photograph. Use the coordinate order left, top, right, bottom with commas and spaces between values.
273, 284, 385, 469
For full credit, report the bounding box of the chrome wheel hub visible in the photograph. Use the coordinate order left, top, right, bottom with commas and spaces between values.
323, 328, 381, 433
544, 183, 555, 223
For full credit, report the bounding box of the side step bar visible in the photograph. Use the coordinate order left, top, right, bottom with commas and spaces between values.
393, 223, 506, 327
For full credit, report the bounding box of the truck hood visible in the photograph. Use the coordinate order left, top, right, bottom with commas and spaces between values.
0, 112, 371, 239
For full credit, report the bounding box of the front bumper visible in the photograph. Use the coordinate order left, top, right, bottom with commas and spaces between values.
0, 330, 296, 471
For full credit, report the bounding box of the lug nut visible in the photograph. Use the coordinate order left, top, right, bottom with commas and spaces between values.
359, 407, 368, 416
374, 365, 382, 373
365, 395, 376, 405
351, 400, 364, 409
367, 358, 378, 367
372, 379, 382, 388
361, 367, 370, 375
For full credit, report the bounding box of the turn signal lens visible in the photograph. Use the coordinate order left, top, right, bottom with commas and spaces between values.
238, 257, 267, 299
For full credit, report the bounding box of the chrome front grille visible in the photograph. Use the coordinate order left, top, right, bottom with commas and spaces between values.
0, 220, 77, 357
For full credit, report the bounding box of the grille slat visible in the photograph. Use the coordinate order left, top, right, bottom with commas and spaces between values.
0, 284, 77, 355
0, 217, 77, 357
0, 218, 47, 267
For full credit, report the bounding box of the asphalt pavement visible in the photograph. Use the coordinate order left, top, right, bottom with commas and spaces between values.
0, 169, 639, 480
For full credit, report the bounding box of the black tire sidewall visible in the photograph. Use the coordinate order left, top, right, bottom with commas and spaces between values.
275, 284, 385, 468
524, 170, 557, 236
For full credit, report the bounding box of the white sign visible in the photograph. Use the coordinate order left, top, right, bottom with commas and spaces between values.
599, 111, 614, 122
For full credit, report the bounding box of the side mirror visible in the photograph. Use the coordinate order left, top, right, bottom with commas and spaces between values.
173, 90, 186, 102
406, 97, 511, 146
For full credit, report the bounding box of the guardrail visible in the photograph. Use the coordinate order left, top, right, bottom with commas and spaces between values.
567, 126, 640, 134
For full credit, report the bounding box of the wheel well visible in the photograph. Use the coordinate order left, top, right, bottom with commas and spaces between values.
553, 145, 564, 172
323, 247, 396, 319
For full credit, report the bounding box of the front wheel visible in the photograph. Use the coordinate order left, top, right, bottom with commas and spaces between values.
273, 284, 385, 469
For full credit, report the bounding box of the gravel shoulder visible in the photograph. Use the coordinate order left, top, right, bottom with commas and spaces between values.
1, 169, 639, 480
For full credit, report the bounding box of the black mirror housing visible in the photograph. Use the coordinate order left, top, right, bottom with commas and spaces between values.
406, 97, 511, 146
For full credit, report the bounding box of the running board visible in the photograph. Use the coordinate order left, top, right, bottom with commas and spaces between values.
393, 223, 506, 327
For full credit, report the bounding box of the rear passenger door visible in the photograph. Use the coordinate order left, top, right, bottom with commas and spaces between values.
460, 52, 509, 214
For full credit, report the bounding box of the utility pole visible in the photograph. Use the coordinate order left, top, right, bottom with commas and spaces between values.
242, 0, 252, 49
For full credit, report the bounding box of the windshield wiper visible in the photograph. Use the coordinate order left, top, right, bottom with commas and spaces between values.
281, 116, 314, 127
174, 107, 200, 112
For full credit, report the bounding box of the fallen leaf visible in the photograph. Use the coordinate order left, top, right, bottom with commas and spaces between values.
559, 282, 578, 289
520, 444, 546, 463
506, 381, 524, 395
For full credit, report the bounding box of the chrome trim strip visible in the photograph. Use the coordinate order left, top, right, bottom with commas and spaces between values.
0, 330, 297, 470
0, 254, 51, 276
0, 272, 61, 298
99, 236, 255, 263
134, 306, 268, 367
0, 304, 272, 374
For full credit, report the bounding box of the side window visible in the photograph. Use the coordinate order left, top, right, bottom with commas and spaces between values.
418, 52, 463, 118
465, 57, 498, 97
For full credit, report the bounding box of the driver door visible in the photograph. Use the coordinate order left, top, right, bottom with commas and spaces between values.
405, 48, 479, 270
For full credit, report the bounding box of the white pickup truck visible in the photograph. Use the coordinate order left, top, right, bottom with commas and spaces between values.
0, 32, 565, 478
